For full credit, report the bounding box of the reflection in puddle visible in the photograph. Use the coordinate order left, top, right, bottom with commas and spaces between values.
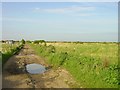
26, 63, 46, 74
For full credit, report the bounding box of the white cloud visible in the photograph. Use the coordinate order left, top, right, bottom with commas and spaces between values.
35, 8, 40, 10
73, 13, 94, 16
33, 6, 96, 17
43, 8, 65, 13
34, 6, 95, 15
69, 6, 95, 11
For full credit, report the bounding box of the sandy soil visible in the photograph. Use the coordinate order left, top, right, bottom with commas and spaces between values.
2, 44, 79, 88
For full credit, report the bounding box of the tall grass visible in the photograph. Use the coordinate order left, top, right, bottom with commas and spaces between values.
1, 42, 24, 66
29, 42, 118, 88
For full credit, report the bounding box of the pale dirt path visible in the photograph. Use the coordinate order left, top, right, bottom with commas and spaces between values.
2, 44, 79, 88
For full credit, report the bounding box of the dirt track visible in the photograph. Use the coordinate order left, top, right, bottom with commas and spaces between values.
2, 44, 79, 88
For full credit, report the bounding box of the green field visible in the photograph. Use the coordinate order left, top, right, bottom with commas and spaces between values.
29, 42, 118, 88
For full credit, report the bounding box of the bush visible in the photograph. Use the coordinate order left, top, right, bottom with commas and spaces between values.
26, 40, 31, 43
34, 40, 46, 45
21, 39, 25, 44
46, 45, 56, 53
59, 52, 68, 65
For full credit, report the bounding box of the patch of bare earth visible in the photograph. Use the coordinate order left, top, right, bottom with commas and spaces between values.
2, 44, 79, 88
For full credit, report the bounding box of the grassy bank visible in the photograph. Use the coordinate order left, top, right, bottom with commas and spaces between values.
1, 43, 24, 66
29, 42, 118, 88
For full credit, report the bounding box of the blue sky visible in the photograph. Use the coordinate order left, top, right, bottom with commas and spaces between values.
2, 2, 118, 41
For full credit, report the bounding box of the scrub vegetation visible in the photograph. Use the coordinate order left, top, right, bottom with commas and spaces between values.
1, 40, 25, 66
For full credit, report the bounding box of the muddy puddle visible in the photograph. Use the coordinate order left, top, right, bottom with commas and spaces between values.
26, 63, 46, 74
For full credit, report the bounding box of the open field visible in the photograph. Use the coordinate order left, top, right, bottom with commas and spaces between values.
29, 42, 118, 88
1, 41, 119, 88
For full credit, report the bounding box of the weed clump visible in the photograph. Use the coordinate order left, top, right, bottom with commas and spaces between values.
59, 52, 68, 66
47, 45, 56, 53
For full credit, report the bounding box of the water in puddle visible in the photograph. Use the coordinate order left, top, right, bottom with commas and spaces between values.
26, 63, 46, 74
